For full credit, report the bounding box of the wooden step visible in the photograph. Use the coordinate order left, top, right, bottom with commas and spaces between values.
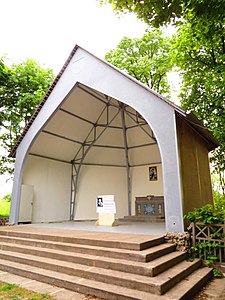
0, 245, 187, 276
0, 228, 164, 250
0, 235, 175, 262
0, 251, 203, 295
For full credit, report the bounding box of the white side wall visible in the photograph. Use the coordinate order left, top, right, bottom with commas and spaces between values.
75, 165, 128, 220
22, 156, 71, 223
131, 164, 164, 215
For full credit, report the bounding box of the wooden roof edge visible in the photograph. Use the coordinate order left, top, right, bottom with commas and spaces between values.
176, 111, 220, 151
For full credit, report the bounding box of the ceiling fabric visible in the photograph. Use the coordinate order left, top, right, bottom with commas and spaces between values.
29, 84, 161, 167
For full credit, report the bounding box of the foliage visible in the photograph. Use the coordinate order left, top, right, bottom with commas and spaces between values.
172, 20, 225, 194
0, 198, 10, 217
2, 193, 11, 202
213, 268, 223, 278
0, 58, 54, 176
214, 191, 225, 216
101, 0, 225, 196
105, 29, 173, 97
185, 204, 224, 224
186, 205, 225, 275
100, 0, 225, 28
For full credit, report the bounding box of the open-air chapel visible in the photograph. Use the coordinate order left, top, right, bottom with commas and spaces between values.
9, 45, 218, 233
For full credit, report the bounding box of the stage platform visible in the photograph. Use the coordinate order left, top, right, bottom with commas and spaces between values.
15, 220, 166, 236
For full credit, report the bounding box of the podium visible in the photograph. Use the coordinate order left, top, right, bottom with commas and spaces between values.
96, 195, 118, 226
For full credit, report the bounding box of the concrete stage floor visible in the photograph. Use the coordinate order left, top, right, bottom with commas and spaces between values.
21, 220, 166, 236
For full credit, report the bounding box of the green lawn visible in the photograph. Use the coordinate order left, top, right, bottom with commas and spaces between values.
0, 199, 10, 217
0, 282, 53, 299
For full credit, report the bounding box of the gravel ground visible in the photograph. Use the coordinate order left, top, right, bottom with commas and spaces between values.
194, 277, 225, 300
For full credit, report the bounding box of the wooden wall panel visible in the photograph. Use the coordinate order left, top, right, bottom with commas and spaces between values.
176, 115, 213, 218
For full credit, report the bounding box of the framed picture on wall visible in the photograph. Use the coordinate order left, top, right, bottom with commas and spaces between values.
149, 166, 157, 181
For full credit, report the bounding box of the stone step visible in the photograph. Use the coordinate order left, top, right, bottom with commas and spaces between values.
0, 249, 202, 295
0, 258, 157, 300
0, 227, 213, 299
164, 267, 213, 300
122, 216, 165, 222
0, 235, 175, 262
0, 245, 187, 276
0, 228, 164, 250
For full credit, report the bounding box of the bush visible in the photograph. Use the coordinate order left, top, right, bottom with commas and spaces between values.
185, 204, 225, 276
214, 191, 225, 217
184, 204, 224, 224
0, 193, 11, 217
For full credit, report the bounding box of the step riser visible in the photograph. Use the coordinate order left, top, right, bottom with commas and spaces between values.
0, 263, 138, 300
145, 244, 175, 262
123, 218, 165, 223
0, 237, 175, 262
0, 231, 164, 250
152, 252, 187, 276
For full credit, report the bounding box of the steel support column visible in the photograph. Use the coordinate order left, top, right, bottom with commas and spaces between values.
70, 99, 120, 220
120, 103, 132, 216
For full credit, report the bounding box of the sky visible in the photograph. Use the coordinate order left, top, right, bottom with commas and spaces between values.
0, 0, 148, 73
0, 0, 179, 197
0, 0, 149, 197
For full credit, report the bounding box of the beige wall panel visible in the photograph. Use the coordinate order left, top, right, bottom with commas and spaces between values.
129, 144, 161, 166
126, 125, 155, 147
96, 127, 124, 147
61, 88, 105, 123
74, 165, 128, 219
30, 133, 79, 161
176, 116, 213, 216
44, 110, 93, 142
22, 156, 71, 223
130, 164, 164, 215
84, 147, 126, 165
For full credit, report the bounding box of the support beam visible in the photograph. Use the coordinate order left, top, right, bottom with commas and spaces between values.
70, 98, 121, 220
120, 103, 132, 216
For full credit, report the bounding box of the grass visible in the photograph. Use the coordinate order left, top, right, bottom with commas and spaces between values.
0, 199, 10, 217
0, 282, 53, 300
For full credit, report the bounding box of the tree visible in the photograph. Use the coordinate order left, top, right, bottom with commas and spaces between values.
0, 58, 54, 176
100, 0, 225, 28
105, 29, 173, 97
172, 21, 225, 195
101, 0, 225, 194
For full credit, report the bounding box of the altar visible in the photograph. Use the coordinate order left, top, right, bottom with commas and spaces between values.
135, 196, 165, 218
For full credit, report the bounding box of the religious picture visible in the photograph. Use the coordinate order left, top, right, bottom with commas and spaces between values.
149, 166, 157, 181
97, 197, 103, 207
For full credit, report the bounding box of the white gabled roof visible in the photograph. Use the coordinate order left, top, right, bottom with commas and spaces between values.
9, 44, 218, 158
